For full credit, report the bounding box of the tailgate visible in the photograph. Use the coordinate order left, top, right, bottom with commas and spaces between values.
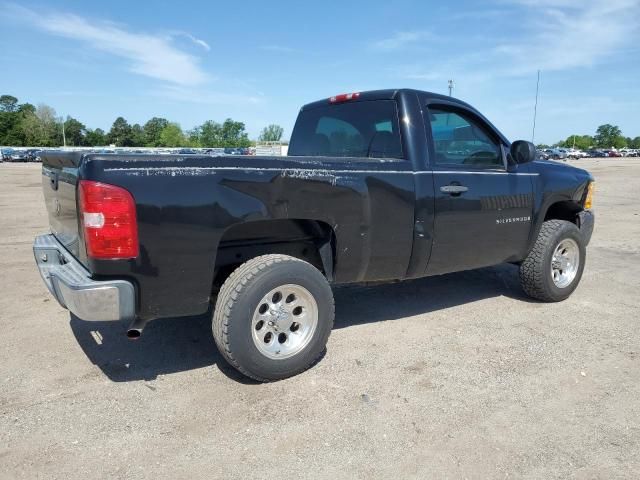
41, 151, 86, 265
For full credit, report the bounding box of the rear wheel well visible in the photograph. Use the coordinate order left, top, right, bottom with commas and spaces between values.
211, 219, 335, 293
544, 200, 582, 224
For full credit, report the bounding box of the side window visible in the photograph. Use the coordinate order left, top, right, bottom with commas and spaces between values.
288, 100, 404, 159
428, 107, 503, 167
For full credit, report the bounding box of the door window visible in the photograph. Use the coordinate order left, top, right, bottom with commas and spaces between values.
428, 107, 503, 167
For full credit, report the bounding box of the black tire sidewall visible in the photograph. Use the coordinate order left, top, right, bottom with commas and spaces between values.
225, 261, 333, 380
541, 223, 586, 301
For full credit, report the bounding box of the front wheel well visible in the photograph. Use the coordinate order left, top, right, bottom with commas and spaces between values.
543, 200, 582, 224
211, 219, 336, 293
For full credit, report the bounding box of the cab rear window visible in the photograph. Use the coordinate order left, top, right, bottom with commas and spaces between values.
288, 100, 403, 159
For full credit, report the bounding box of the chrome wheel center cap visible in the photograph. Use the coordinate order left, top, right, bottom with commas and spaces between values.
272, 306, 289, 329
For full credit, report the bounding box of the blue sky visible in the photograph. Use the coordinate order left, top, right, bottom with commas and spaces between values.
1, 0, 639, 144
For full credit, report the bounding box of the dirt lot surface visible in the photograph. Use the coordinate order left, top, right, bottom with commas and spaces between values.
1, 159, 639, 479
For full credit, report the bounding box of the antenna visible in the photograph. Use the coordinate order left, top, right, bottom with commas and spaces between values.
448, 79, 454, 97
532, 70, 540, 143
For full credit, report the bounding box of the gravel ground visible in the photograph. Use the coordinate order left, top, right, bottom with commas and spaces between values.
1, 159, 639, 479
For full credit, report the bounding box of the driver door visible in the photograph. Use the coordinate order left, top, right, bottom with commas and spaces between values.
425, 105, 534, 275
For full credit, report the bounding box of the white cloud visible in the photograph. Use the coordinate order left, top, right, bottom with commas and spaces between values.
370, 31, 434, 51
3, 4, 210, 86
496, 0, 640, 74
170, 32, 211, 52
395, 0, 639, 85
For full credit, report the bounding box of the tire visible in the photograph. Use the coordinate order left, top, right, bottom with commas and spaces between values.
520, 219, 586, 302
212, 254, 334, 382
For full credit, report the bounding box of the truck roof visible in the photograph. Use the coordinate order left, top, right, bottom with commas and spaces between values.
300, 88, 476, 112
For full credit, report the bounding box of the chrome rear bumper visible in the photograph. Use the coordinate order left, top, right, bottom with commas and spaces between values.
33, 234, 135, 322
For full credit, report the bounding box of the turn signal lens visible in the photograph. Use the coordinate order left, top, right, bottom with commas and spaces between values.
584, 182, 594, 209
78, 180, 139, 259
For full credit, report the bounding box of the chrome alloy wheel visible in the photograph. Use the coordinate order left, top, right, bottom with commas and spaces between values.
251, 284, 319, 359
551, 238, 580, 288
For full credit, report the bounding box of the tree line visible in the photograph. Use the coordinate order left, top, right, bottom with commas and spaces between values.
4, 93, 637, 151
537, 124, 640, 150
0, 94, 284, 148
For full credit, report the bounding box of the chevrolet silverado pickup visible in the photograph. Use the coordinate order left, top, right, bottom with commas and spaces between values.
34, 89, 595, 381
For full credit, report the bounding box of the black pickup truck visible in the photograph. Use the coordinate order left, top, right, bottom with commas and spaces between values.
34, 89, 594, 381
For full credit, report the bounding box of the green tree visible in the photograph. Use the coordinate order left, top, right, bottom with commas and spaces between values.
628, 137, 640, 149
0, 95, 18, 112
63, 116, 86, 146
85, 128, 107, 146
18, 103, 36, 115
258, 124, 284, 142
19, 111, 45, 146
130, 123, 145, 147
221, 118, 250, 147
0, 111, 19, 145
189, 119, 250, 147
560, 135, 594, 150
143, 117, 169, 146
36, 104, 62, 146
594, 124, 626, 149
108, 117, 133, 146
186, 126, 202, 147
198, 120, 222, 147
159, 122, 185, 147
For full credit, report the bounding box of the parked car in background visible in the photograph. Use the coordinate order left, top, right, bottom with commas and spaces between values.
9, 150, 29, 162
223, 147, 246, 155
607, 150, 622, 157
537, 150, 550, 160
549, 148, 568, 160
2, 148, 15, 161
25, 149, 42, 162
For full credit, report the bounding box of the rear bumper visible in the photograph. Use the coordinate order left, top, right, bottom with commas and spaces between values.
577, 210, 594, 246
33, 234, 135, 322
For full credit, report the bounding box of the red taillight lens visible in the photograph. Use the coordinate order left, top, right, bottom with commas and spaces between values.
78, 180, 139, 259
329, 92, 360, 103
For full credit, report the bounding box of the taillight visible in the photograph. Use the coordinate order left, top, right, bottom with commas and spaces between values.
329, 92, 360, 103
78, 180, 139, 259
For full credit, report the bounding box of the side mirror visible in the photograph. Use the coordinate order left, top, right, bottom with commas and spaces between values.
510, 140, 537, 164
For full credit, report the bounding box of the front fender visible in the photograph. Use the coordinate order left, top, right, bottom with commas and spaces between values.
526, 160, 593, 252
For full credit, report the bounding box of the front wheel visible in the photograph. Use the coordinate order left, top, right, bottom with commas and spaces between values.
519, 219, 586, 302
212, 254, 334, 382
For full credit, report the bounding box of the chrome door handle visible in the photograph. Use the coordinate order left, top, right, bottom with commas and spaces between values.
440, 185, 468, 194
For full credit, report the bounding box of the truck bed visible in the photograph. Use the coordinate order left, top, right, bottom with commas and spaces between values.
40, 151, 417, 320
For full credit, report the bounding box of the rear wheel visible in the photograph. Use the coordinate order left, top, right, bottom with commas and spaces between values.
212, 254, 334, 381
520, 219, 586, 302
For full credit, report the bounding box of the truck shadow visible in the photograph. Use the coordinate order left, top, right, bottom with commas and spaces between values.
69, 310, 257, 383
70, 263, 531, 383
333, 263, 531, 329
